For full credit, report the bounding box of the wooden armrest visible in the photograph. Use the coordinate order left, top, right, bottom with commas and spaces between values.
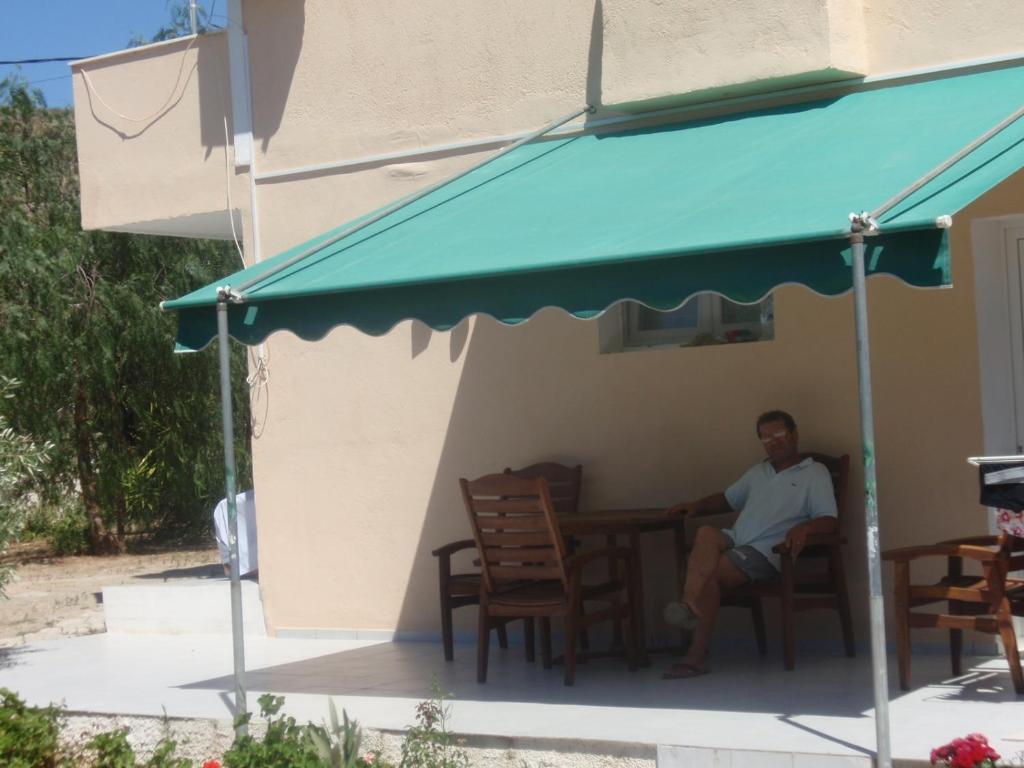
565, 546, 634, 572
882, 542, 1000, 563
773, 532, 845, 555
937, 535, 1000, 547
431, 539, 476, 558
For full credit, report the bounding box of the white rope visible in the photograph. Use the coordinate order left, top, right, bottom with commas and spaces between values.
79, 34, 199, 124
223, 115, 245, 266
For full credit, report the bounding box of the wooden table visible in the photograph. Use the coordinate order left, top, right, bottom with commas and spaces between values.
558, 507, 688, 662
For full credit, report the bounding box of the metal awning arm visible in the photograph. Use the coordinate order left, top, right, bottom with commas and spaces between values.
870, 101, 1024, 223
230, 104, 595, 301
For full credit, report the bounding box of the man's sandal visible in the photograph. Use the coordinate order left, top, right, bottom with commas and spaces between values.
661, 661, 709, 680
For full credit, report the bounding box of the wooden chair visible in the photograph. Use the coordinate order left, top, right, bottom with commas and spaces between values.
883, 531, 1024, 694
431, 539, 511, 661
503, 463, 587, 653
720, 452, 855, 670
432, 462, 582, 661
503, 463, 583, 516
460, 472, 640, 685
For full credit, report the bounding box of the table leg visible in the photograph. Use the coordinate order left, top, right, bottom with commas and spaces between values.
629, 531, 650, 666
673, 523, 690, 653
608, 533, 624, 648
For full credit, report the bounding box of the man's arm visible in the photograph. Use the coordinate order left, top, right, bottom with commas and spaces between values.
666, 492, 732, 518
783, 515, 838, 559
785, 463, 840, 558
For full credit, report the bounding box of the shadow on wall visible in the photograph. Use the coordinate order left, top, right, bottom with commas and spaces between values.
247, 0, 305, 153
388, 301, 865, 656
76, 34, 229, 149
587, 0, 603, 110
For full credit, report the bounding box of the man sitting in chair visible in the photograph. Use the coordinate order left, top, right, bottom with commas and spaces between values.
661, 410, 837, 679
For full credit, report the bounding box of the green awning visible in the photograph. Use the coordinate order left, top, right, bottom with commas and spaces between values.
165, 63, 1024, 350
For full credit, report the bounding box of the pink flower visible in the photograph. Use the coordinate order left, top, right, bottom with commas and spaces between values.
364, 752, 377, 765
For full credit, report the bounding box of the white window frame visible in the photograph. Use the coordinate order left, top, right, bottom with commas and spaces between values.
598, 294, 774, 353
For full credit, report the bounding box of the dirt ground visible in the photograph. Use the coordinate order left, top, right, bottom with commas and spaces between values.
0, 540, 221, 647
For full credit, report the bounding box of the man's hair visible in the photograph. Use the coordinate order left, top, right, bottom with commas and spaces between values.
756, 410, 797, 435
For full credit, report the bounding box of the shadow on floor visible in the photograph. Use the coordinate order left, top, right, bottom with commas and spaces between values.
0, 645, 43, 671
133, 564, 226, 580
176, 640, 1023, 717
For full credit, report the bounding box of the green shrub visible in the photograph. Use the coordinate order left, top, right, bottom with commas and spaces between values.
0, 688, 63, 768
86, 728, 137, 768
222, 694, 325, 768
308, 700, 378, 768
83, 722, 195, 768
47, 504, 90, 556
400, 680, 469, 768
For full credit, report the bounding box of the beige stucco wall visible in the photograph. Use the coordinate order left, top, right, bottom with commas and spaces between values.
68, 0, 1024, 648
601, 0, 867, 109
71, 33, 245, 239
867, 1, 1024, 73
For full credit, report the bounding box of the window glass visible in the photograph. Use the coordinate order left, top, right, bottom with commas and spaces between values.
636, 297, 699, 331
611, 293, 774, 351
720, 299, 762, 325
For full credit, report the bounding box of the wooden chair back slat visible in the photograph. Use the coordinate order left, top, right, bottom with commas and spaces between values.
489, 565, 563, 581
460, 473, 569, 592
503, 463, 583, 516
480, 532, 552, 547
483, 547, 558, 564
472, 498, 545, 514
475, 514, 549, 531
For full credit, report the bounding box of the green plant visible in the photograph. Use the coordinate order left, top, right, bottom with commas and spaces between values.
47, 503, 90, 556
222, 694, 324, 768
141, 734, 194, 768
0, 376, 53, 590
0, 688, 63, 768
399, 680, 469, 768
308, 699, 383, 768
86, 728, 137, 768
84, 725, 195, 768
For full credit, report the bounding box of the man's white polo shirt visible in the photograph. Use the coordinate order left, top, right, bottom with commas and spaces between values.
722, 457, 837, 571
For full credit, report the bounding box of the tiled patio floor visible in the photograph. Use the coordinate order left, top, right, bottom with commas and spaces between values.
1, 633, 1021, 766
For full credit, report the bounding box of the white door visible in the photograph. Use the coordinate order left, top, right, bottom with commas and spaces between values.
1001, 226, 1024, 645
1003, 227, 1024, 454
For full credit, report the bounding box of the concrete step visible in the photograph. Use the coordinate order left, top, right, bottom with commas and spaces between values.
102, 580, 267, 636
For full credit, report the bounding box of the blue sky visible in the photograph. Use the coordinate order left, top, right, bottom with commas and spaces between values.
1, 1, 219, 108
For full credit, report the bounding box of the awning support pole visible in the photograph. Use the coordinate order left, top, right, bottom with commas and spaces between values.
849, 218, 892, 768
217, 292, 248, 735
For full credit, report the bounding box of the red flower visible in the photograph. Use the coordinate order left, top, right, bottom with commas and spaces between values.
929, 733, 999, 767
202, 761, 222, 768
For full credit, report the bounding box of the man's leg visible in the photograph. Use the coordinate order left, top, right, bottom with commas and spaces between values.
680, 525, 731, 616
678, 554, 749, 670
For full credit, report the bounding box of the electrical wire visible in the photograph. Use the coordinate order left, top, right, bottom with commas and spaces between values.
22, 74, 72, 87
0, 56, 96, 65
